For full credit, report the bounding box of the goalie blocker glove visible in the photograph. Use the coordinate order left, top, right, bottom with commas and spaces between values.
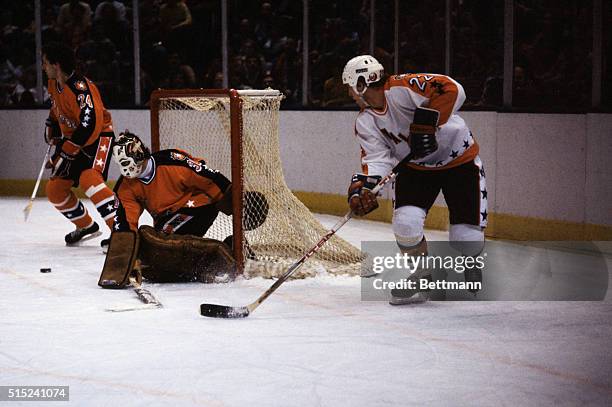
348, 173, 382, 216
409, 107, 440, 159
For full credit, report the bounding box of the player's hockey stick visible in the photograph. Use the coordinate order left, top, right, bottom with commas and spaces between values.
23, 144, 52, 222
128, 267, 163, 308
200, 152, 415, 319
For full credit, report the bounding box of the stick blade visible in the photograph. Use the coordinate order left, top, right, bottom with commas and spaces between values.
200, 303, 250, 319
23, 202, 33, 222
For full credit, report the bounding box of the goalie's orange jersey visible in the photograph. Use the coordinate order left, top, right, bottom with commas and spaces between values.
48, 73, 113, 150
113, 149, 231, 232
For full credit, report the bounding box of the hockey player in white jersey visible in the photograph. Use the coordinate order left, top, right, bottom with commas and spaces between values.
342, 55, 487, 305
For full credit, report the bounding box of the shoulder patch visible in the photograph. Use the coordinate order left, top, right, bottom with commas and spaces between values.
75, 81, 87, 91
170, 151, 186, 161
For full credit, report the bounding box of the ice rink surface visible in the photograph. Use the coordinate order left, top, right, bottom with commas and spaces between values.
1, 197, 611, 406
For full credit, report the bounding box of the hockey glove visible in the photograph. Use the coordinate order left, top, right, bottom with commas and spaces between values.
44, 118, 62, 145
348, 173, 382, 216
51, 151, 76, 178
51, 140, 80, 178
409, 107, 440, 159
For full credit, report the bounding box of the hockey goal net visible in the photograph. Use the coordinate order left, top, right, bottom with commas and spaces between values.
150, 89, 362, 278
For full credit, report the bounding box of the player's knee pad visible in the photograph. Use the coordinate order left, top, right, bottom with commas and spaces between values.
392, 206, 427, 249
45, 178, 74, 205
449, 224, 484, 256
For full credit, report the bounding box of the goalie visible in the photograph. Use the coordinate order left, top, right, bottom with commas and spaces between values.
99, 131, 268, 287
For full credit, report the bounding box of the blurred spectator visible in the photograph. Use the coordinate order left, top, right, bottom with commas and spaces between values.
262, 70, 276, 89
211, 71, 224, 89
159, 0, 192, 55
94, 0, 126, 22
242, 55, 265, 89
228, 54, 245, 89
231, 18, 254, 54
253, 2, 275, 48
321, 59, 353, 108
11, 66, 48, 106
78, 33, 121, 105
274, 37, 301, 105
159, 0, 192, 32
55, 0, 92, 49
92, 0, 130, 55
160, 51, 196, 89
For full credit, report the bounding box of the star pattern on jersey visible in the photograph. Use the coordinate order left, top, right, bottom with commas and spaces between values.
186, 200, 195, 208
75, 81, 87, 90
96, 158, 104, 167
84, 107, 91, 114
480, 167, 486, 178
463, 139, 470, 149
82, 120, 89, 127
481, 210, 488, 221
449, 150, 458, 158
436, 160, 444, 166
100, 145, 107, 152
106, 203, 114, 212
481, 189, 488, 199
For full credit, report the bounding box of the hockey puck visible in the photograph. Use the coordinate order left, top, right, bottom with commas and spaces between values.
40, 268, 52, 273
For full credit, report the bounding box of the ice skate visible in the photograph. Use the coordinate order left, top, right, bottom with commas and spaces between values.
65, 222, 102, 245
389, 270, 432, 305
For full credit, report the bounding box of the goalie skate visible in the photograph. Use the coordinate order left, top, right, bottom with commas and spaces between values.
65, 222, 102, 245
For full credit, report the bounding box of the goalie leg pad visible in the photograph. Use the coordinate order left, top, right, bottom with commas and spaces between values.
138, 225, 236, 283
98, 230, 139, 288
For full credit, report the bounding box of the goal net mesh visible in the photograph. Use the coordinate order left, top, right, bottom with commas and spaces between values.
156, 92, 363, 279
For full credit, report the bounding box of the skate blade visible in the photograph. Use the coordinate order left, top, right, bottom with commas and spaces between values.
65, 231, 103, 246
389, 291, 430, 306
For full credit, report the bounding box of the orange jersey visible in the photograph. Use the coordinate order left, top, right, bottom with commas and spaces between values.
113, 149, 231, 232
48, 74, 113, 152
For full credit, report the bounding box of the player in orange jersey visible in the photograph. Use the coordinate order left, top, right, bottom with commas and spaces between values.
42, 42, 116, 245
342, 55, 487, 304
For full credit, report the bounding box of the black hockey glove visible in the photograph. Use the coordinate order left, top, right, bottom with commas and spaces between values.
409, 107, 440, 159
51, 150, 76, 178
348, 173, 382, 216
44, 118, 62, 145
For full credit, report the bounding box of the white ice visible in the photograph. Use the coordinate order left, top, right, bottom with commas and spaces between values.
1, 197, 611, 406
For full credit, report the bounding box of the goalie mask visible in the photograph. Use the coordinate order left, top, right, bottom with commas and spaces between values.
342, 55, 385, 96
113, 131, 151, 178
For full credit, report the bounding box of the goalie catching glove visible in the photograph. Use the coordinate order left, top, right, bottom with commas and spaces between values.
409, 107, 440, 159
348, 173, 382, 216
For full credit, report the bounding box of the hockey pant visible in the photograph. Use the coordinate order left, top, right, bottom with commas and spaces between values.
46, 135, 115, 230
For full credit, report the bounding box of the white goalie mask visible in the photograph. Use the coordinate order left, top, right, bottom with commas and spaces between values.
342, 55, 385, 96
112, 131, 150, 178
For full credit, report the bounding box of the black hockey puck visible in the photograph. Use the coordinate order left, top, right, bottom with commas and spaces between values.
40, 268, 51, 273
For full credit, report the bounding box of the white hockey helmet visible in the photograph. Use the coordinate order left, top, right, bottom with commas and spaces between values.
342, 55, 385, 95
112, 131, 150, 178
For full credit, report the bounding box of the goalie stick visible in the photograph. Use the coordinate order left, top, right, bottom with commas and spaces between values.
24, 144, 52, 222
200, 151, 416, 319
200, 107, 439, 318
